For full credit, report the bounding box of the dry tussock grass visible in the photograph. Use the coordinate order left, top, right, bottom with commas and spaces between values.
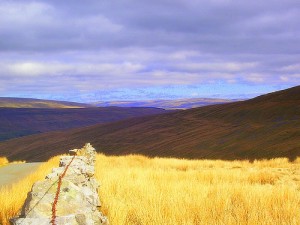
0, 157, 9, 167
0, 157, 26, 167
95, 154, 300, 225
1, 154, 300, 225
0, 156, 60, 225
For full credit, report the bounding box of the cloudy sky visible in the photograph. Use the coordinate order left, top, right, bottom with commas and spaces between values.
0, 0, 299, 102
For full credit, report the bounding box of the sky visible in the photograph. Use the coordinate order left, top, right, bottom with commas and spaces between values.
0, 0, 299, 102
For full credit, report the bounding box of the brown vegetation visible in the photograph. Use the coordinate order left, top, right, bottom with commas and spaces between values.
1, 86, 300, 162
0, 107, 167, 141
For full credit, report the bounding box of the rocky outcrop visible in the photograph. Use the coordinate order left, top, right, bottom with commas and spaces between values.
11, 143, 108, 225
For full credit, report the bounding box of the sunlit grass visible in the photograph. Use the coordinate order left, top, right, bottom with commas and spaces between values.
0, 157, 26, 168
0, 156, 60, 225
1, 154, 300, 225
0, 157, 9, 167
95, 154, 300, 225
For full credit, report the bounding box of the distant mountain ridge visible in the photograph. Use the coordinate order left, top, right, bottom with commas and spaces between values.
0, 97, 237, 110
0, 97, 93, 108
93, 98, 236, 109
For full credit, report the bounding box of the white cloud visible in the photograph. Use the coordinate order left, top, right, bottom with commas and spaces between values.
168, 51, 200, 60
0, 1, 122, 49
244, 73, 266, 83
235, 9, 300, 37
1, 61, 143, 78
175, 62, 258, 72
0, 2, 54, 26
4, 62, 70, 76
75, 62, 143, 76
282, 74, 300, 79
78, 15, 123, 33
144, 70, 240, 85
280, 76, 289, 82
280, 63, 300, 72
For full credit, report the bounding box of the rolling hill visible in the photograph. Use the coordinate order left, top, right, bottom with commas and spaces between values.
0, 107, 167, 141
0, 97, 93, 108
1, 86, 300, 162
93, 98, 235, 109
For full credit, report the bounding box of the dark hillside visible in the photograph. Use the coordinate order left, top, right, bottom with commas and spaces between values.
1, 86, 300, 162
0, 107, 167, 141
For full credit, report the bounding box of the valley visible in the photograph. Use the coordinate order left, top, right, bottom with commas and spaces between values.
1, 86, 299, 162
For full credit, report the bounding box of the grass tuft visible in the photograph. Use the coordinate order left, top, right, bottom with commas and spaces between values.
0, 157, 9, 167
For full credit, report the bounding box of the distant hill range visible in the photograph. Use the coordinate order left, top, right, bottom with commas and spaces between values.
0, 97, 93, 108
0, 107, 167, 142
1, 85, 300, 162
93, 98, 236, 109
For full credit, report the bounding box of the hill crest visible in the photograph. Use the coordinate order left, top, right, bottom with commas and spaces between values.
0, 97, 93, 108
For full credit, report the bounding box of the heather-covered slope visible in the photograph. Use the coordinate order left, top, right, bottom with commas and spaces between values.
0, 107, 167, 141
1, 86, 300, 161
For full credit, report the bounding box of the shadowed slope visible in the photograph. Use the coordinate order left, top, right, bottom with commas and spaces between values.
1, 86, 300, 161
0, 107, 167, 141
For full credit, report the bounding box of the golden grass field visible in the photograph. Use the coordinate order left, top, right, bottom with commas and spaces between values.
1, 154, 300, 225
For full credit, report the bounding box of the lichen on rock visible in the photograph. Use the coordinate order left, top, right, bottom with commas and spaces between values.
11, 143, 108, 225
